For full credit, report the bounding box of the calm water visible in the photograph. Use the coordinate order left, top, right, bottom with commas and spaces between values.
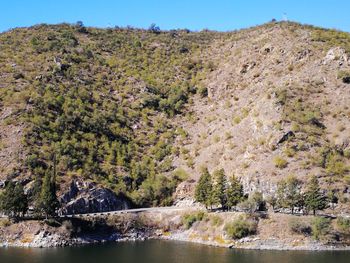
1, 240, 350, 263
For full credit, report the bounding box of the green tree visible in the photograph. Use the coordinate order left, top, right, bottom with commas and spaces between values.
37, 170, 59, 218
304, 176, 327, 216
211, 169, 227, 209
195, 167, 213, 209
0, 181, 28, 219
226, 175, 244, 210
276, 175, 302, 214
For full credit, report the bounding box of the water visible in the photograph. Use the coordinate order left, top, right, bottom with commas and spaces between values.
0, 240, 349, 263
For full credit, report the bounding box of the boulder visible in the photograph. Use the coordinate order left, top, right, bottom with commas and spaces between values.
59, 180, 132, 215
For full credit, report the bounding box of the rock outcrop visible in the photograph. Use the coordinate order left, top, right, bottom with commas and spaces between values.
59, 180, 132, 215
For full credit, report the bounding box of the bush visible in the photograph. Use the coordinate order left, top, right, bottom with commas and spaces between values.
336, 217, 350, 234
181, 211, 206, 229
197, 86, 208, 97
289, 218, 311, 236
273, 156, 288, 169
311, 217, 331, 240
337, 70, 350, 84
224, 215, 257, 239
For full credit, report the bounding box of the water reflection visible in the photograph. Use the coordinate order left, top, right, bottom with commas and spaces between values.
0, 240, 349, 263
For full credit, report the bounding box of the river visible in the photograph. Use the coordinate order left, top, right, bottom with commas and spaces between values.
1, 240, 350, 263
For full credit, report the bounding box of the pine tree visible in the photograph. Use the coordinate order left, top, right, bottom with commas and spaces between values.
226, 175, 244, 210
195, 167, 213, 209
211, 169, 227, 209
276, 175, 302, 214
304, 176, 327, 216
0, 181, 28, 219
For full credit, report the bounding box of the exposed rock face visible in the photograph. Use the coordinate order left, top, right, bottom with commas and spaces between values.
59, 180, 132, 215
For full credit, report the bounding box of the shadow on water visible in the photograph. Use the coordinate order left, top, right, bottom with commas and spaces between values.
1, 240, 350, 263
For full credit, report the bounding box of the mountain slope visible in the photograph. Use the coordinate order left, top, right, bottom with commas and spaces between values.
0, 21, 350, 212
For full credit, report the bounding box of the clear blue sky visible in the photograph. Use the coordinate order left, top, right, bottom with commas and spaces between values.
1, 0, 350, 33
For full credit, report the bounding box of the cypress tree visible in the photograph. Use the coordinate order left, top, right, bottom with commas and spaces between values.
304, 175, 327, 216
211, 169, 227, 209
38, 155, 59, 218
38, 171, 59, 218
195, 167, 213, 209
226, 175, 244, 210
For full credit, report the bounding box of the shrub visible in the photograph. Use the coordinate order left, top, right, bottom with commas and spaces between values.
273, 156, 288, 169
197, 86, 208, 97
337, 70, 350, 84
224, 215, 257, 239
311, 217, 331, 240
182, 212, 206, 229
336, 217, 350, 234
289, 218, 311, 236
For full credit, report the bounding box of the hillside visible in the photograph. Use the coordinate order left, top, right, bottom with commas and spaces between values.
0, 21, 350, 213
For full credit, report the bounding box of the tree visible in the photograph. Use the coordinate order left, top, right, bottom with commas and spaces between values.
226, 175, 244, 210
38, 171, 59, 218
148, 23, 160, 34
304, 176, 327, 216
195, 167, 213, 209
276, 175, 302, 214
211, 169, 227, 209
0, 181, 28, 219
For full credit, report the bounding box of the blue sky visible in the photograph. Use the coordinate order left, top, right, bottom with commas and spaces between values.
1, 0, 349, 32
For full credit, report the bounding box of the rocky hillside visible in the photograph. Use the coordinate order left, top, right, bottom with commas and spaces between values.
1, 21, 350, 213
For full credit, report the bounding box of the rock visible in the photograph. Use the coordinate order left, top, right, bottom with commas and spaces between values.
277, 131, 295, 145
59, 180, 132, 215
323, 47, 349, 65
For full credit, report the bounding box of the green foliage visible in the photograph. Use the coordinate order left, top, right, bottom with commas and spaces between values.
195, 167, 213, 208
181, 211, 206, 229
226, 175, 244, 210
211, 169, 227, 208
0, 181, 28, 219
304, 176, 327, 215
311, 217, 331, 240
37, 170, 59, 217
273, 156, 288, 169
224, 215, 257, 239
288, 218, 311, 236
336, 217, 350, 234
276, 175, 302, 214
0, 24, 219, 207
197, 86, 208, 97
238, 191, 266, 214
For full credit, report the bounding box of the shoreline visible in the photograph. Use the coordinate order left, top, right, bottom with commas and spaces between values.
1, 230, 350, 251
1, 210, 350, 251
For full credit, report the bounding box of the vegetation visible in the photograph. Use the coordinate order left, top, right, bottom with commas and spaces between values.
311, 217, 331, 240
181, 211, 207, 229
0, 181, 28, 219
288, 218, 311, 236
211, 169, 227, 209
195, 167, 213, 208
195, 168, 245, 210
304, 176, 327, 216
224, 215, 257, 239
273, 156, 288, 169
276, 175, 302, 214
0, 23, 220, 208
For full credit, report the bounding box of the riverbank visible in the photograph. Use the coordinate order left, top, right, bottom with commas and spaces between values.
1, 210, 350, 250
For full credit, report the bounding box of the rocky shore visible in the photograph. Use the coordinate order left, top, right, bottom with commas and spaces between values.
1, 210, 350, 251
